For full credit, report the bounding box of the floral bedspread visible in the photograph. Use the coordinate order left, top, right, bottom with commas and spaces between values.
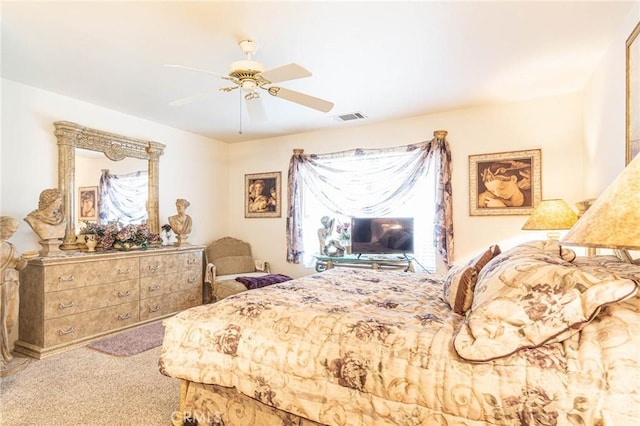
159, 267, 640, 425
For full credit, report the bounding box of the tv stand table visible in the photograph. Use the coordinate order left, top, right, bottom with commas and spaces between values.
313, 254, 414, 273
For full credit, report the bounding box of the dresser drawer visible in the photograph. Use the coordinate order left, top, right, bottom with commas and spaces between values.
44, 301, 139, 347
139, 251, 202, 277
139, 270, 202, 299
17, 245, 205, 358
139, 288, 200, 321
43, 258, 139, 292
44, 279, 139, 320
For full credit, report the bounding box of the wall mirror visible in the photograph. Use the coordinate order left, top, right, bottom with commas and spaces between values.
54, 121, 165, 250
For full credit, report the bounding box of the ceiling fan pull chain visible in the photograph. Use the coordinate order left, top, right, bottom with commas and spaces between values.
238, 88, 243, 135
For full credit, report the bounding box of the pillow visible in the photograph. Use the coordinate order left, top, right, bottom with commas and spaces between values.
454, 243, 638, 362
559, 246, 577, 262
214, 255, 256, 276
476, 240, 568, 285
443, 266, 478, 315
443, 244, 501, 315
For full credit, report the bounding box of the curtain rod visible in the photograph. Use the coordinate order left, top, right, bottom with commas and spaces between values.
292, 130, 448, 155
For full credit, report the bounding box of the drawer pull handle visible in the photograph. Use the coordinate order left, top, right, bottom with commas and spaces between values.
148, 265, 160, 271
58, 301, 75, 309
187, 259, 197, 265
187, 277, 197, 284
149, 305, 160, 313
117, 268, 131, 275
117, 313, 131, 320
59, 275, 75, 282
149, 284, 161, 292
118, 290, 131, 297
58, 326, 76, 336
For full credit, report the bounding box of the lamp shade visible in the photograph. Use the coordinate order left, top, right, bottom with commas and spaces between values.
562, 153, 640, 250
522, 199, 578, 231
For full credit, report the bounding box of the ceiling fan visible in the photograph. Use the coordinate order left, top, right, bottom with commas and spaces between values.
166, 39, 334, 122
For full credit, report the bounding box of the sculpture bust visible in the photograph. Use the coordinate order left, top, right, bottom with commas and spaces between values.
168, 198, 192, 246
24, 188, 67, 240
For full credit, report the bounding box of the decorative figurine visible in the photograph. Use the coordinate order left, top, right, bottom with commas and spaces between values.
1, 216, 36, 376
317, 216, 345, 256
23, 188, 67, 256
168, 198, 192, 246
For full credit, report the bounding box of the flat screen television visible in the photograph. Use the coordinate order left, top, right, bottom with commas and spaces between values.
350, 217, 414, 255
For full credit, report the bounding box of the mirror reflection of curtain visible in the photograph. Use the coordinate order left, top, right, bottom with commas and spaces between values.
98, 169, 148, 225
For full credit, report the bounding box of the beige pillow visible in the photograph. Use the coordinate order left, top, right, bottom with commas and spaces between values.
443, 244, 500, 315
454, 243, 638, 362
214, 255, 256, 276
443, 265, 478, 315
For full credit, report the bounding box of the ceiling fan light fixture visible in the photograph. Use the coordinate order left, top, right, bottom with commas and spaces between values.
241, 80, 257, 91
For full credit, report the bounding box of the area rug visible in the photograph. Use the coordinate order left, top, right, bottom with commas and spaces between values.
87, 321, 165, 357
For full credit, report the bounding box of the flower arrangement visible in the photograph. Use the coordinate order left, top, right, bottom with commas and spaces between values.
80, 221, 161, 250
335, 221, 351, 243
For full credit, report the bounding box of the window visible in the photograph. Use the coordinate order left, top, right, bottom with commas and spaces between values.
287, 137, 453, 268
301, 163, 436, 271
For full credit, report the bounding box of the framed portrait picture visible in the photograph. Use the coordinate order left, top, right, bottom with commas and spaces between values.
469, 149, 542, 216
78, 186, 98, 221
626, 21, 640, 165
245, 172, 281, 218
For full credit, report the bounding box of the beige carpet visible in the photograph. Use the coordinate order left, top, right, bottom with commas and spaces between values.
0, 344, 180, 425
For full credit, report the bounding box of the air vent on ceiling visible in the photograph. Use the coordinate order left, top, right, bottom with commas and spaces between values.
334, 112, 367, 122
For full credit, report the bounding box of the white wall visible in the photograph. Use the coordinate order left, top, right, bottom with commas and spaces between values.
229, 93, 586, 277
1, 79, 230, 252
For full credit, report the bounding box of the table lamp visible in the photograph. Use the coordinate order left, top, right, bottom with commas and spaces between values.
522, 199, 578, 240
562, 153, 640, 264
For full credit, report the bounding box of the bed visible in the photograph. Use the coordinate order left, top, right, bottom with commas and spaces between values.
159, 241, 640, 425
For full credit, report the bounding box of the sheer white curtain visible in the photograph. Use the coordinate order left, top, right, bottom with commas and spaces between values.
98, 169, 148, 225
300, 166, 436, 270
287, 133, 453, 267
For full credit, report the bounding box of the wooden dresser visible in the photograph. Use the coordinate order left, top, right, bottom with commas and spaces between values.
15, 245, 204, 359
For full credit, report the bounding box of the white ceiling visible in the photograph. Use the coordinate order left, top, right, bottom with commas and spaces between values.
2, 1, 635, 143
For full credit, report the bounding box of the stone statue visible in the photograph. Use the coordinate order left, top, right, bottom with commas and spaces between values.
24, 188, 67, 256
318, 216, 334, 255
1, 216, 35, 376
317, 216, 345, 256
168, 198, 192, 246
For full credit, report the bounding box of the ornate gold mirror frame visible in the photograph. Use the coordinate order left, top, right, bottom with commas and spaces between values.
53, 121, 165, 250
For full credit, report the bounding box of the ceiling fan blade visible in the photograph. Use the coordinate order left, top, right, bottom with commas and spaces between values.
164, 64, 230, 80
267, 86, 334, 112
259, 63, 311, 84
168, 90, 216, 106
245, 93, 266, 122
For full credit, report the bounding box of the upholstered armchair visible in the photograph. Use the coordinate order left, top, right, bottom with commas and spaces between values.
204, 236, 271, 303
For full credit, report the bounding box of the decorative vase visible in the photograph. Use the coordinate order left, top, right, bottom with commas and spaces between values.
76, 235, 87, 250
84, 234, 98, 252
